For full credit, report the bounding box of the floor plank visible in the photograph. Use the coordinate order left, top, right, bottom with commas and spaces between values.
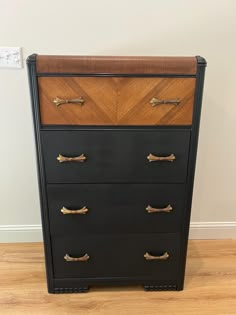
0, 240, 236, 315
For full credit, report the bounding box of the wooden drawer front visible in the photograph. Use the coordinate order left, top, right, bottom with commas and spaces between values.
47, 184, 186, 234
42, 130, 190, 184
118, 77, 195, 125
38, 77, 195, 125
52, 234, 180, 279
38, 77, 117, 125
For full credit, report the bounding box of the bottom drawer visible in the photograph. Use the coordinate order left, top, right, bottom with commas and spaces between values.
52, 233, 180, 280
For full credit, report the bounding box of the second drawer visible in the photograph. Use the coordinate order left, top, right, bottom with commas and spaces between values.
47, 183, 186, 234
42, 130, 190, 183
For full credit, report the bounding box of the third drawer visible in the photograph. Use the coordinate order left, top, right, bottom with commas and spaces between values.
47, 183, 186, 234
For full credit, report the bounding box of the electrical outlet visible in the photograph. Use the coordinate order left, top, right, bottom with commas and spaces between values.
0, 47, 22, 69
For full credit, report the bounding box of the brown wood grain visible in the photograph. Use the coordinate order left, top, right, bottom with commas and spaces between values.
117, 77, 195, 125
38, 77, 195, 125
0, 240, 236, 315
36, 55, 197, 74
38, 77, 117, 125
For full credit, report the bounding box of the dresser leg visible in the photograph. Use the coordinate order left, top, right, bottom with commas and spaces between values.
53, 286, 89, 293
144, 285, 177, 291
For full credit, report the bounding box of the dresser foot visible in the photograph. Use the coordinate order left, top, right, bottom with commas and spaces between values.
144, 284, 177, 291
53, 287, 89, 294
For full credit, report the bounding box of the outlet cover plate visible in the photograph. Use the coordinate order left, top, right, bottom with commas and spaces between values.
0, 47, 23, 69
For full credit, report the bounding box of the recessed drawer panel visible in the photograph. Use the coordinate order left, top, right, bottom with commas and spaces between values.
38, 77, 195, 125
47, 183, 186, 234
52, 233, 180, 280
41, 130, 190, 183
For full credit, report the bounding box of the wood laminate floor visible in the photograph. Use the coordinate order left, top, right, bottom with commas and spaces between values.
0, 240, 236, 315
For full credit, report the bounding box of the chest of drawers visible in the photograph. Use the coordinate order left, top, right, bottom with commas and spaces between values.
27, 55, 206, 293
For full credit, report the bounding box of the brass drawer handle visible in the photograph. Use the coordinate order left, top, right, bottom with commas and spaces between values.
57, 153, 86, 163
53, 96, 85, 106
147, 153, 175, 162
150, 98, 180, 107
64, 253, 90, 262
144, 252, 169, 261
61, 206, 88, 215
146, 204, 173, 213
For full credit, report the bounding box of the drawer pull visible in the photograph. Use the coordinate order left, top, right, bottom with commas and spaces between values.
53, 96, 85, 106
150, 98, 180, 107
64, 253, 90, 262
61, 206, 88, 215
146, 204, 173, 213
147, 153, 175, 162
144, 252, 169, 261
57, 153, 86, 163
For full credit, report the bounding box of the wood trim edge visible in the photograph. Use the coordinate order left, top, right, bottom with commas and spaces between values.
34, 55, 197, 75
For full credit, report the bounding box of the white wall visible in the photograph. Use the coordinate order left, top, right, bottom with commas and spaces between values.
0, 0, 235, 241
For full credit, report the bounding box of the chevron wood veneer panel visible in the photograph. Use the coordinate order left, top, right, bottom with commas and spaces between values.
38, 77, 117, 125
117, 77, 195, 125
38, 77, 195, 125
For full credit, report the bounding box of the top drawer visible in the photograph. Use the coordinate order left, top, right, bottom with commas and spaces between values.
38, 77, 195, 126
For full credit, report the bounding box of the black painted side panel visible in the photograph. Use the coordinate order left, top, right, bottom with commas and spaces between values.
41, 130, 190, 184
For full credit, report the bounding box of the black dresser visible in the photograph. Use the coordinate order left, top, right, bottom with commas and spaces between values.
27, 55, 206, 293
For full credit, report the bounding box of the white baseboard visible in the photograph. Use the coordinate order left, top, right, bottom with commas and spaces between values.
0, 225, 43, 243
0, 222, 236, 242
189, 222, 236, 239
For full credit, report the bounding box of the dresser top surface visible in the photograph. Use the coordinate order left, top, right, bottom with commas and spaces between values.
28, 55, 205, 75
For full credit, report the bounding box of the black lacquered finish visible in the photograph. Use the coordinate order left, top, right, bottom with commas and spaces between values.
42, 130, 190, 184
